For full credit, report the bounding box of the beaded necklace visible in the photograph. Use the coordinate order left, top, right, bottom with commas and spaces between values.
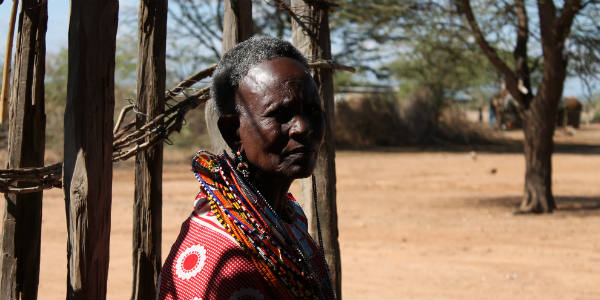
192, 150, 332, 300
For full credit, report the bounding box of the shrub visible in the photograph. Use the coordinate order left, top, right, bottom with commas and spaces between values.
334, 93, 409, 148
333, 88, 499, 148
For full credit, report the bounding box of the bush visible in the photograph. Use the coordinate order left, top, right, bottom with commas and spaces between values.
402, 89, 438, 144
168, 102, 211, 149
591, 109, 600, 123
434, 108, 499, 145
333, 88, 499, 148
334, 93, 409, 148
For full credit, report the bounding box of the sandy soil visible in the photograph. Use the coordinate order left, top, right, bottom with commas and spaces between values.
13, 124, 600, 299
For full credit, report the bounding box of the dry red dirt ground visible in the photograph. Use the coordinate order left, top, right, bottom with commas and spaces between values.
10, 125, 600, 299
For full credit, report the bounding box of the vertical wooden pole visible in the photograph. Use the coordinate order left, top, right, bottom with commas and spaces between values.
63, 1, 118, 298
0, 0, 47, 298
0, 0, 19, 124
221, 0, 253, 54
290, 1, 342, 298
131, 1, 167, 299
205, 0, 253, 153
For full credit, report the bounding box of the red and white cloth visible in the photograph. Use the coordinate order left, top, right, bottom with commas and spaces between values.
158, 189, 331, 300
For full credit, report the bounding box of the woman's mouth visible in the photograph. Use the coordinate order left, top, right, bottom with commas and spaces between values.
284, 146, 315, 156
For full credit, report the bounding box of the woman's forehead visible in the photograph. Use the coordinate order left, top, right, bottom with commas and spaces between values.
240, 58, 313, 95
248, 57, 308, 80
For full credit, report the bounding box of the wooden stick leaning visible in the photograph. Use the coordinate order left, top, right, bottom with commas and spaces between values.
0, 0, 19, 124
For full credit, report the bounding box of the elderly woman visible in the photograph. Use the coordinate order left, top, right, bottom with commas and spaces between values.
158, 36, 334, 300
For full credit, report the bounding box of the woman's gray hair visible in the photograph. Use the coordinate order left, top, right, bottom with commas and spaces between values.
210, 35, 309, 117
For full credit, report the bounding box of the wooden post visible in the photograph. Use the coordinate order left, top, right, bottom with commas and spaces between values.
131, 1, 167, 299
205, 0, 253, 153
63, 1, 118, 298
290, 1, 342, 298
0, 1, 47, 298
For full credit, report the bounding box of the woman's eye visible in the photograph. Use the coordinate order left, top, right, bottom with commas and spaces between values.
272, 108, 292, 122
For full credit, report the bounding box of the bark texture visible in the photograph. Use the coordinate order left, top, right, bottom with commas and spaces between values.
205, 0, 252, 154
131, 1, 167, 299
0, 1, 47, 298
63, 1, 118, 298
291, 0, 342, 297
521, 107, 556, 213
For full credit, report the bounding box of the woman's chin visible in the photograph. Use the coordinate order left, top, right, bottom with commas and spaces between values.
288, 162, 318, 179
253, 152, 318, 181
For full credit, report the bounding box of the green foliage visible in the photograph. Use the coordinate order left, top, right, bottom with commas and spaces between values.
166, 103, 211, 149
333, 70, 372, 92
115, 32, 137, 87
45, 48, 68, 104
390, 29, 500, 110
114, 32, 138, 121
592, 110, 600, 123
331, 0, 505, 114
44, 48, 68, 151
589, 93, 600, 123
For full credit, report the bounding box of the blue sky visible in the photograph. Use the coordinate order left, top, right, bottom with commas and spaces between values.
0, 1, 593, 98
0, 0, 138, 51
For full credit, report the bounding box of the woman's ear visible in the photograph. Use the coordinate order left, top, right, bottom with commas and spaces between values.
217, 114, 241, 151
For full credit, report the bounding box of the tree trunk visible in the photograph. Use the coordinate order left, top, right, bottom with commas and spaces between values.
520, 106, 556, 213
291, 1, 341, 298
63, 1, 118, 298
0, 1, 47, 298
205, 0, 252, 154
131, 1, 167, 299
518, 85, 562, 213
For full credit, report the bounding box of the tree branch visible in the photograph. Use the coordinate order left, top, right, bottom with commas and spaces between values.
537, 0, 557, 49
557, 0, 583, 42
513, 0, 533, 104
458, 0, 519, 98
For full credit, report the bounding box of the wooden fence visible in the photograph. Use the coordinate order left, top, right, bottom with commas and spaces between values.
0, 1, 347, 299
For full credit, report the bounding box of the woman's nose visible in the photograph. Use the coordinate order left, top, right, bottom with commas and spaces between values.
289, 115, 313, 139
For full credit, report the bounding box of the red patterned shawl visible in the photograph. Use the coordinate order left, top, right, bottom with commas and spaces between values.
158, 152, 333, 300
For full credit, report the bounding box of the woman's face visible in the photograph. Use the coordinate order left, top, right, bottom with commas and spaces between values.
234, 57, 325, 180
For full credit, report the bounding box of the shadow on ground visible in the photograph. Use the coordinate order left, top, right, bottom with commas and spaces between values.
339, 141, 600, 155
474, 195, 600, 216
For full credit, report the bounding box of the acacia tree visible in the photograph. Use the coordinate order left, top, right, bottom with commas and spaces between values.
332, 0, 599, 213
458, 0, 600, 213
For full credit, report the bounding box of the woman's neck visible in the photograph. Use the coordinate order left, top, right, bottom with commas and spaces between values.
252, 171, 292, 216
